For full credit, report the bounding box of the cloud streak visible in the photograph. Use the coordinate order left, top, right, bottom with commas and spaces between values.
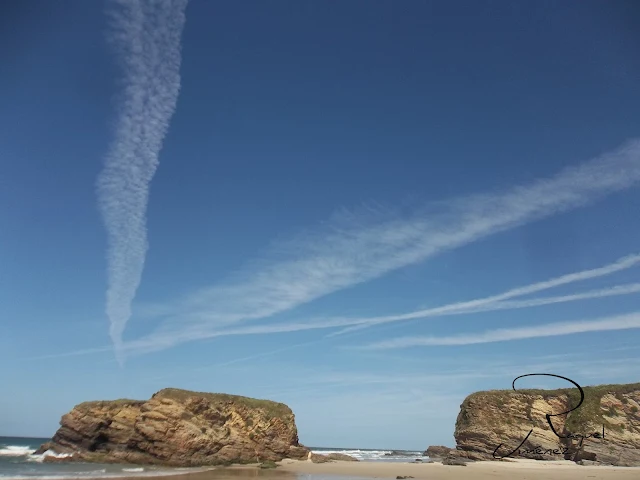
25, 261, 640, 361
358, 312, 640, 348
96, 0, 188, 360
329, 254, 640, 335
123, 256, 640, 356
124, 139, 640, 355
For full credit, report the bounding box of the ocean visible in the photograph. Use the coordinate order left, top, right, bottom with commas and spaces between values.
0, 437, 206, 479
308, 447, 425, 462
0, 437, 426, 479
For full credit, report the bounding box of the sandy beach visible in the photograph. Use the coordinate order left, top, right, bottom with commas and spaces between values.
275, 458, 640, 479
111, 459, 640, 480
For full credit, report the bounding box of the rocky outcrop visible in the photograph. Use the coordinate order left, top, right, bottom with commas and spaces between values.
453, 382, 640, 466
424, 445, 452, 459
35, 388, 309, 466
442, 457, 467, 466
326, 452, 359, 461
308, 452, 359, 462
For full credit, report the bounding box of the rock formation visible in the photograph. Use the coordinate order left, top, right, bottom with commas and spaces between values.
36, 388, 309, 466
308, 452, 359, 462
423, 445, 452, 459
451, 382, 640, 466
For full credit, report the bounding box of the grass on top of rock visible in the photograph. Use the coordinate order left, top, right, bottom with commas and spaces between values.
458, 382, 640, 433
74, 389, 293, 421
76, 399, 145, 410
154, 388, 292, 420
563, 384, 636, 434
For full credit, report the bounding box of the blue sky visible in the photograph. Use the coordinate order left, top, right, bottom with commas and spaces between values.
1, 0, 640, 450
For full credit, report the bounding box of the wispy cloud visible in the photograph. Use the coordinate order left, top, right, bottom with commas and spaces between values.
121, 261, 640, 357
22, 346, 113, 361
123, 139, 640, 356
96, 0, 188, 360
329, 253, 640, 335
358, 311, 640, 348
23, 265, 640, 362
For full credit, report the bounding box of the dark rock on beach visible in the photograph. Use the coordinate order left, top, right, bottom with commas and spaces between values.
442, 457, 467, 466
326, 452, 359, 461
424, 445, 452, 459
308, 453, 333, 463
308, 452, 359, 463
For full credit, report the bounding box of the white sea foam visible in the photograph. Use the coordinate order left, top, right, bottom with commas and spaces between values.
0, 469, 204, 480
26, 450, 73, 463
311, 448, 424, 462
0, 446, 35, 456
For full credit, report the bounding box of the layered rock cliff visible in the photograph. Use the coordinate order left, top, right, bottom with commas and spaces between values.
36, 388, 309, 466
451, 382, 640, 466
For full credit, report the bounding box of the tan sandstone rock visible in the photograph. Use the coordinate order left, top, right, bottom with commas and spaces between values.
452, 382, 640, 466
35, 388, 309, 467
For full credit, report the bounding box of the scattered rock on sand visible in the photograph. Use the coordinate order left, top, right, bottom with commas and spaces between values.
442, 457, 467, 466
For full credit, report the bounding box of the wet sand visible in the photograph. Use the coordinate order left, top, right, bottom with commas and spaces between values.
109, 459, 640, 480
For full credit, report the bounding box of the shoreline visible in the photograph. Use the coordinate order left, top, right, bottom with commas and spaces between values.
273, 458, 640, 479
8, 459, 640, 480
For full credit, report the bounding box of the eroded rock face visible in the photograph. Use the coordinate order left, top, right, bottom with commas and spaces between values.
35, 388, 309, 466
308, 452, 359, 462
453, 383, 640, 466
326, 452, 359, 461
424, 445, 452, 459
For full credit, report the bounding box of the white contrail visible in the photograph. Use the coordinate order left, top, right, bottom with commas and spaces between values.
358, 312, 640, 348
96, 0, 188, 361
28, 279, 640, 361
329, 253, 640, 335
118, 282, 640, 358
123, 138, 640, 354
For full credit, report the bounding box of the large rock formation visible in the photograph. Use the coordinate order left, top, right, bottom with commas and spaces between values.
452, 382, 640, 466
35, 388, 309, 466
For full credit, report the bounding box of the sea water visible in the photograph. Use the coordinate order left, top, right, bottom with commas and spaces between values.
309, 447, 425, 462
0, 437, 427, 479
0, 437, 206, 479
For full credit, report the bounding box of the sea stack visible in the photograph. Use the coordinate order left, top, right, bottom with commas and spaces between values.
35, 388, 309, 466
451, 382, 640, 466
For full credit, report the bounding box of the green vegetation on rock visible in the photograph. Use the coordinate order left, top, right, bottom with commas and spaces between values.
155, 388, 292, 420
459, 382, 640, 434
76, 399, 145, 410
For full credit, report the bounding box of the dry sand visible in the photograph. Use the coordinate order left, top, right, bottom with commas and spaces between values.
106, 459, 640, 480
276, 458, 640, 480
